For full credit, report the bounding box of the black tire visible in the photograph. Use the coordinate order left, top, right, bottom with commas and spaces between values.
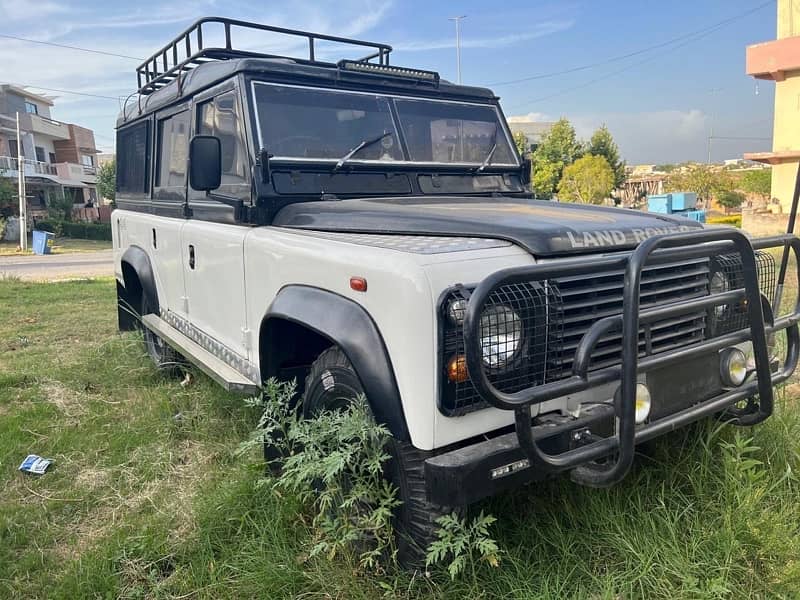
303, 346, 455, 568
140, 294, 181, 372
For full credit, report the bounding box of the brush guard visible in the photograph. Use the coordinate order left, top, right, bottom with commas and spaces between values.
463, 230, 800, 488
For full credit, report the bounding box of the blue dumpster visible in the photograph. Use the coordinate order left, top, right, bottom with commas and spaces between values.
32, 230, 55, 255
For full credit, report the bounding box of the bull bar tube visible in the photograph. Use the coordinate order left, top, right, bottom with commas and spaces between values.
463, 230, 800, 488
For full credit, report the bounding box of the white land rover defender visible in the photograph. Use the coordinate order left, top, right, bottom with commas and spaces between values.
114, 18, 800, 562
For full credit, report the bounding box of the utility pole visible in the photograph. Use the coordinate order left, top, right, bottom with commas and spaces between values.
707, 88, 722, 164
15, 112, 27, 252
448, 15, 467, 84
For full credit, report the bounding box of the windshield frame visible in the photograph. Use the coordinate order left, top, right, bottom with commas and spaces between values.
250, 80, 520, 169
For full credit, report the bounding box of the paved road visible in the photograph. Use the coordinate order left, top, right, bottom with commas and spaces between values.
0, 250, 114, 281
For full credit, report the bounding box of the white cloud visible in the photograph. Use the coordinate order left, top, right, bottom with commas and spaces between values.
507, 112, 552, 123
396, 20, 573, 52
569, 110, 710, 164
0, 0, 69, 22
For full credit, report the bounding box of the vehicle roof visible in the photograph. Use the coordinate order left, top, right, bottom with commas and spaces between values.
117, 57, 499, 127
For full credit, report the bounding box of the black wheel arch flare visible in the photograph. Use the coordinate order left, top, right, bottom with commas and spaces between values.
261, 285, 410, 442
119, 245, 160, 329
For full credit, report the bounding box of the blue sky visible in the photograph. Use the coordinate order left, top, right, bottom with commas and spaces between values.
0, 0, 778, 163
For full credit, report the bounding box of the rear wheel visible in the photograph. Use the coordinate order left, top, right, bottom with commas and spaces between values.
140, 295, 181, 372
303, 346, 454, 567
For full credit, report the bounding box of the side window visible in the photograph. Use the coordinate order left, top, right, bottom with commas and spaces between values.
155, 110, 190, 195
116, 121, 150, 194
196, 91, 249, 197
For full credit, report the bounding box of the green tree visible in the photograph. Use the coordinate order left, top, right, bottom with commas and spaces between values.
738, 168, 771, 198
587, 124, 625, 188
47, 189, 73, 221
557, 155, 614, 204
96, 159, 116, 204
512, 131, 528, 156
717, 190, 745, 214
0, 176, 16, 217
531, 118, 584, 198
666, 164, 732, 205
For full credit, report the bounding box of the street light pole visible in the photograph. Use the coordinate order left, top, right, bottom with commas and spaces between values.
15, 112, 27, 252
448, 15, 467, 84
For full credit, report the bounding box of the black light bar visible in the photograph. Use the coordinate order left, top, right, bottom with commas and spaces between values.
337, 60, 440, 84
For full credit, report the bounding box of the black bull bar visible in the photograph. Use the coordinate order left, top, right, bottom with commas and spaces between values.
463, 229, 800, 488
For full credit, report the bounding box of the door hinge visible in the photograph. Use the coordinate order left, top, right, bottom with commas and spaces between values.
241, 327, 251, 350
181, 296, 189, 314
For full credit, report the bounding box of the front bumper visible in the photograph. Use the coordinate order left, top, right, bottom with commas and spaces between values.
426, 230, 800, 502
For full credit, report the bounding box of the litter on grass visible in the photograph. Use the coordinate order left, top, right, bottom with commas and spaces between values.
19, 454, 53, 475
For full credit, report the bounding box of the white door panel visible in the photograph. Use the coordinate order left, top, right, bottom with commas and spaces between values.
116, 211, 186, 317
181, 221, 249, 358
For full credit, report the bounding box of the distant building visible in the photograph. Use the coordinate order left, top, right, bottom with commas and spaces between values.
629, 164, 657, 177
745, 0, 800, 232
0, 83, 99, 216
506, 117, 555, 152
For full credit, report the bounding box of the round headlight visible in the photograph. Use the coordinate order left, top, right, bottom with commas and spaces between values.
710, 271, 729, 318
479, 305, 523, 368
720, 347, 748, 387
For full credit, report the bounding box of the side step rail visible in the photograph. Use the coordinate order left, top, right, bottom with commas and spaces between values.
140, 314, 260, 395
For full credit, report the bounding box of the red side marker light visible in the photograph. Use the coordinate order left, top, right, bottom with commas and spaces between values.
350, 276, 368, 292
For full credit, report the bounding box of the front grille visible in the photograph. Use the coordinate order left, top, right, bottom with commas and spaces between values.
439, 251, 776, 416
545, 259, 709, 380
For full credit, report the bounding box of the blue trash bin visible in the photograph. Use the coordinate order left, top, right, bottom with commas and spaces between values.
32, 230, 55, 255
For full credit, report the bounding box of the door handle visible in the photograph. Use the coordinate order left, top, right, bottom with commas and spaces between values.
188, 244, 195, 270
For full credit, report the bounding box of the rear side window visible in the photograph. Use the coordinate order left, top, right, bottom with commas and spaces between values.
116, 121, 150, 194
197, 91, 249, 196
155, 110, 190, 191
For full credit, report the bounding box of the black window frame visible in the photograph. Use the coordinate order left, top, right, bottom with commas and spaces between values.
194, 90, 250, 200
24, 101, 38, 115
116, 120, 151, 195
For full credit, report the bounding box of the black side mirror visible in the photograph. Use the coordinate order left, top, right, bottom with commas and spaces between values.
189, 135, 221, 192
520, 155, 532, 186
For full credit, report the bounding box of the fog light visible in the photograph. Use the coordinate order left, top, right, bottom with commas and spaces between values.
720, 347, 748, 387
614, 383, 652, 424
634, 383, 652, 424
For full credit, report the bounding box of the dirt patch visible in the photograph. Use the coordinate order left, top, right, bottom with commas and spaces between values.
41, 381, 87, 421
54, 439, 220, 561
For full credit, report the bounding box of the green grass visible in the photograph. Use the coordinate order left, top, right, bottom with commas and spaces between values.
0, 237, 111, 256
2, 278, 800, 598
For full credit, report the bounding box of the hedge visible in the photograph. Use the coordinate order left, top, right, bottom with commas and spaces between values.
35, 220, 112, 241
706, 215, 742, 228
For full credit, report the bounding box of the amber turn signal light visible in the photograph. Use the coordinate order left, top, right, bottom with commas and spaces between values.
350, 276, 368, 292
447, 355, 469, 383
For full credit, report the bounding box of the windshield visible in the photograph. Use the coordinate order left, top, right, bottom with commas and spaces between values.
252, 82, 516, 166
393, 99, 514, 165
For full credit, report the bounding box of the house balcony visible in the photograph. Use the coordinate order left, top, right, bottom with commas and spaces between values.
0, 155, 58, 176
17, 112, 71, 140
746, 36, 800, 81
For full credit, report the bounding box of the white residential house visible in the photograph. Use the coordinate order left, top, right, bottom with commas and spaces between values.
0, 84, 100, 218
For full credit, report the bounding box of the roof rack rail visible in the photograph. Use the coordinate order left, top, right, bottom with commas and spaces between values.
136, 16, 394, 96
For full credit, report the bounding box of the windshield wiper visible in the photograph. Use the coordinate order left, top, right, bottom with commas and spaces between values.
333, 130, 392, 172
475, 126, 499, 173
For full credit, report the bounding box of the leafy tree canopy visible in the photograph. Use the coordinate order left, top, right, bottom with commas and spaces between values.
531, 118, 584, 197
717, 190, 746, 213
588, 124, 626, 188
96, 159, 116, 203
557, 154, 614, 204
0, 176, 17, 217
738, 168, 771, 198
665, 164, 732, 203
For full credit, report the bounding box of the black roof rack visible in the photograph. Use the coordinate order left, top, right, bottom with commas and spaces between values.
136, 17, 401, 96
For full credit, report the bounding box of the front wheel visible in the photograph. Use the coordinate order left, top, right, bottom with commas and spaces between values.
303, 346, 455, 567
